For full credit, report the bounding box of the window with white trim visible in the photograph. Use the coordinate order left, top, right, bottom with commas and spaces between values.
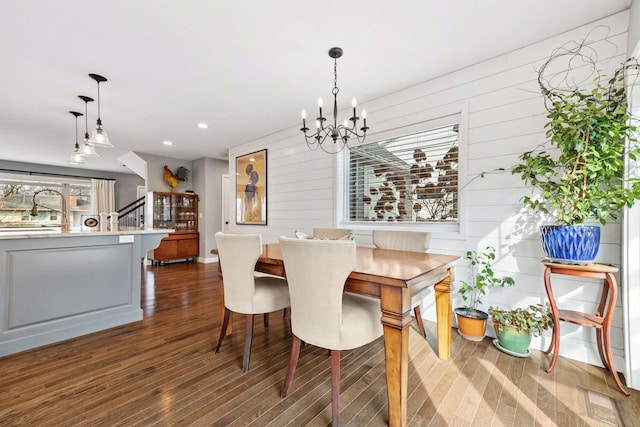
346, 120, 460, 227
0, 173, 92, 230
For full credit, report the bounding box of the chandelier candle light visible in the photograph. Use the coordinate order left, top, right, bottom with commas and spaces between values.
301, 47, 368, 153
68, 111, 86, 165
87, 73, 113, 148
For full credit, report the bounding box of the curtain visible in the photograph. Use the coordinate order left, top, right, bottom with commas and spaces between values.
91, 179, 115, 214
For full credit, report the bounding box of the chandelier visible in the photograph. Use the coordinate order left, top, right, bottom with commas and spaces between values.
300, 47, 368, 153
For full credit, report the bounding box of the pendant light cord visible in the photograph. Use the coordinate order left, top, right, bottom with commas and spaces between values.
84, 101, 89, 138
96, 82, 101, 124
75, 115, 80, 149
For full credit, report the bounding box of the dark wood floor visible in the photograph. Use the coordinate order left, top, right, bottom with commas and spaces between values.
1, 262, 640, 426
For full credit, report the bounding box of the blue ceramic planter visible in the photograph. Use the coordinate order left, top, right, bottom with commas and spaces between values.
539, 225, 600, 264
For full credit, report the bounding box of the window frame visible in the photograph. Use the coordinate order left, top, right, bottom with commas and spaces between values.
337, 103, 468, 239
0, 172, 92, 230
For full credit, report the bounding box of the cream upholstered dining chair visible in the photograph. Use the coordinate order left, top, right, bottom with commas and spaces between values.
372, 229, 432, 339
279, 237, 383, 427
312, 227, 353, 240
214, 232, 290, 372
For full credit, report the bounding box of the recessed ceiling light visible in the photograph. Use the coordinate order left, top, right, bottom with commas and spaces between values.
197, 123, 208, 129
163, 140, 173, 146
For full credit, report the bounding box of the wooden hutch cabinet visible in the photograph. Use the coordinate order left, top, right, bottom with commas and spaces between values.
147, 191, 199, 265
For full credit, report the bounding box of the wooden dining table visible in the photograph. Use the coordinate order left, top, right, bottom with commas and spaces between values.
213, 244, 460, 427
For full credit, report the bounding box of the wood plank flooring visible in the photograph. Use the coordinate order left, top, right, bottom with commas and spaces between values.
1, 262, 640, 426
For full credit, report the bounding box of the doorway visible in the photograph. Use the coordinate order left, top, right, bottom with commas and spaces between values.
222, 174, 229, 233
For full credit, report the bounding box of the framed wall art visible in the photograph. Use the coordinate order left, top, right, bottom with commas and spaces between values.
236, 149, 267, 225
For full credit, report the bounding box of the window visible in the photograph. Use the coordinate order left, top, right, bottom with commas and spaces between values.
346, 121, 459, 227
0, 174, 92, 230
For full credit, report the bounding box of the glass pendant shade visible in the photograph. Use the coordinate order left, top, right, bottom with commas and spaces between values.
78, 95, 99, 156
87, 126, 113, 148
81, 138, 99, 157
69, 149, 86, 164
87, 74, 113, 148
68, 111, 86, 165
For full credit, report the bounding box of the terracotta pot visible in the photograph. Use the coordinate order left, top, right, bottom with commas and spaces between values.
454, 307, 488, 341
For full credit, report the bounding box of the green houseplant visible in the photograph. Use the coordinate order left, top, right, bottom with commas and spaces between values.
455, 246, 515, 341
512, 43, 640, 263
489, 303, 553, 356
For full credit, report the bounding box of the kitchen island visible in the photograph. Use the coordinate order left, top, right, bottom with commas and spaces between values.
0, 228, 169, 356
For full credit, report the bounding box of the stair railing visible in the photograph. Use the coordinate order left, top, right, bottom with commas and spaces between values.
117, 196, 145, 228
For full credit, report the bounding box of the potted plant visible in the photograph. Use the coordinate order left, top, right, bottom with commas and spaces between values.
489, 303, 553, 357
512, 43, 640, 264
455, 246, 515, 341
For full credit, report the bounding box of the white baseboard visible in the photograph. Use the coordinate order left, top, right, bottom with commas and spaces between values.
197, 255, 218, 264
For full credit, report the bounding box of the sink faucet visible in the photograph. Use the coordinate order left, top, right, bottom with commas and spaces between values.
31, 189, 69, 233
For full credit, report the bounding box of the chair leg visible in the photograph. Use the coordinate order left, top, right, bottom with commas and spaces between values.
330, 350, 340, 427
264, 313, 269, 329
283, 307, 288, 318
215, 308, 231, 353
414, 305, 427, 338
281, 335, 302, 397
242, 314, 254, 372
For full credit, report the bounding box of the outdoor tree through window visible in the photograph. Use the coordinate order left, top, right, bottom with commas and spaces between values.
347, 123, 459, 225
0, 175, 91, 229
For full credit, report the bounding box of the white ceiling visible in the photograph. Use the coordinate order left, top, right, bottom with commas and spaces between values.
0, 0, 632, 173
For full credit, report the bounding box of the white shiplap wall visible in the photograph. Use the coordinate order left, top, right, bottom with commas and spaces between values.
228, 11, 631, 371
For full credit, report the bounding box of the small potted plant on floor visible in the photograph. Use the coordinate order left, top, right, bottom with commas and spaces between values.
455, 246, 515, 341
512, 43, 640, 264
489, 303, 553, 357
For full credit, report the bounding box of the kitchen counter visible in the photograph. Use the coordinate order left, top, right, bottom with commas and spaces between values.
0, 228, 169, 356
0, 227, 174, 239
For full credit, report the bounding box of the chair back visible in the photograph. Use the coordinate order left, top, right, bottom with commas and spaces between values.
214, 232, 262, 313
372, 230, 431, 252
312, 227, 353, 240
279, 237, 356, 349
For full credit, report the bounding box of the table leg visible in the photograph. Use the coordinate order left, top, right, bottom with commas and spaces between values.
434, 269, 453, 361
380, 286, 412, 427
546, 312, 561, 373
600, 273, 629, 396
595, 276, 611, 368
543, 266, 560, 372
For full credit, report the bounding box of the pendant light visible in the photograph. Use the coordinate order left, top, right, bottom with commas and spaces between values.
78, 95, 98, 157
68, 111, 86, 164
86, 73, 113, 148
